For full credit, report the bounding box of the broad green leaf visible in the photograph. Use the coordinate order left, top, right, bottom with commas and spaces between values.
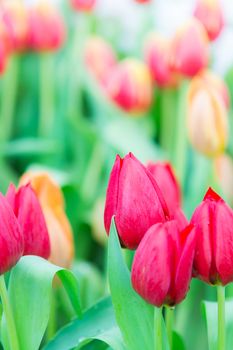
44, 297, 126, 350
203, 299, 233, 350
1, 256, 82, 350
172, 331, 186, 350
108, 219, 154, 350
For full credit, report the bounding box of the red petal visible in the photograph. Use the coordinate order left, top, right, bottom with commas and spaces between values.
131, 223, 171, 306
0, 193, 23, 274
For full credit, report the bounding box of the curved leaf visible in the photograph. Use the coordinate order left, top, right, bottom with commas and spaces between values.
44, 297, 126, 350
108, 219, 154, 350
1, 256, 82, 350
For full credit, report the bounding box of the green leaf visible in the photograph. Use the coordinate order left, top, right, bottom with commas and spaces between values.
172, 331, 186, 350
203, 299, 233, 350
1, 256, 82, 350
44, 297, 126, 350
108, 219, 154, 350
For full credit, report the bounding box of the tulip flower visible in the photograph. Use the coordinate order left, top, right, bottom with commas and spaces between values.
194, 0, 224, 41
144, 33, 178, 88
106, 58, 153, 115
191, 188, 233, 285
84, 36, 117, 87
19, 171, 74, 268
215, 155, 233, 206
131, 221, 196, 306
171, 18, 209, 77
0, 1, 29, 52
104, 153, 170, 249
0, 193, 23, 274
70, 0, 96, 12
147, 162, 181, 215
187, 74, 229, 157
6, 184, 50, 259
27, 1, 66, 52
189, 70, 230, 109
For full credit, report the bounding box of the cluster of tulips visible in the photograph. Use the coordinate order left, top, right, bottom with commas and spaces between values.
104, 152, 233, 348
0, 171, 74, 274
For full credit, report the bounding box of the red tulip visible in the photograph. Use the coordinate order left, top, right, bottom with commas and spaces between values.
104, 153, 170, 249
171, 18, 209, 78
144, 33, 178, 88
147, 162, 181, 215
6, 184, 50, 259
27, 2, 66, 52
194, 0, 224, 41
0, 193, 23, 274
84, 36, 117, 87
106, 58, 153, 115
131, 221, 195, 307
0, 1, 29, 52
70, 0, 96, 12
135, 0, 151, 3
191, 188, 233, 285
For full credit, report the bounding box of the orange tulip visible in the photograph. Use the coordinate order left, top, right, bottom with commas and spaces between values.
19, 171, 74, 268
187, 73, 229, 157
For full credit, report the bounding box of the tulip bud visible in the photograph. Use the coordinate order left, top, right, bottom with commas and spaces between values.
187, 74, 229, 157
171, 18, 209, 77
144, 33, 179, 88
194, 0, 224, 41
104, 153, 170, 249
19, 171, 74, 268
0, 1, 29, 52
134, 0, 151, 3
84, 36, 117, 87
147, 162, 181, 214
106, 58, 153, 115
131, 221, 195, 307
70, 0, 96, 12
215, 155, 233, 206
191, 188, 233, 285
27, 1, 66, 52
189, 70, 230, 109
0, 40, 8, 74
6, 184, 50, 259
0, 193, 24, 274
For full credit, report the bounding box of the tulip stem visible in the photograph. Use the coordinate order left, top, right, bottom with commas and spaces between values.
39, 53, 54, 138
217, 285, 225, 350
0, 275, 20, 350
165, 307, 173, 349
154, 307, 163, 350
173, 80, 189, 189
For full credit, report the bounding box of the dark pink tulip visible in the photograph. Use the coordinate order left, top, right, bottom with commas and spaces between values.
131, 221, 195, 307
0, 193, 23, 274
147, 162, 181, 215
191, 188, 233, 285
6, 184, 50, 259
70, 0, 96, 12
104, 153, 170, 249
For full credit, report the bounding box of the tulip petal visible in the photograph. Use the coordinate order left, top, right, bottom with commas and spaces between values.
0, 193, 23, 274
131, 223, 171, 307
17, 185, 50, 259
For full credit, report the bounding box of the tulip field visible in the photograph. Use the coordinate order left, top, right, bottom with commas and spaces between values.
0, 0, 233, 349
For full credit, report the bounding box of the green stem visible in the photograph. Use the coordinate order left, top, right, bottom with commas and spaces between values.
154, 307, 163, 350
0, 55, 19, 143
160, 88, 176, 158
39, 53, 54, 138
173, 80, 189, 189
46, 291, 56, 341
165, 307, 173, 349
217, 286, 225, 350
0, 275, 20, 350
